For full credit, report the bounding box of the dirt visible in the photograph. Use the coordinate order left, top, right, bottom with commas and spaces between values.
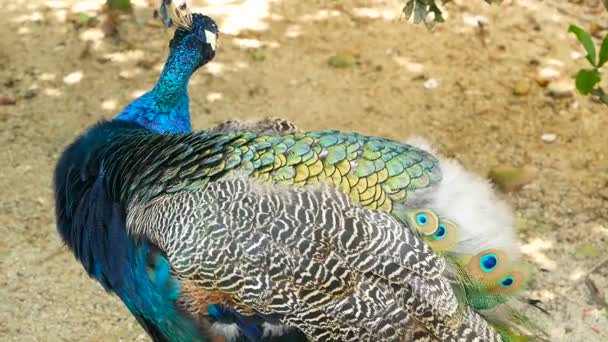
1, 0, 607, 341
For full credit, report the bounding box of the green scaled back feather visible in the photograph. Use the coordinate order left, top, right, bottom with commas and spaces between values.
222, 129, 442, 214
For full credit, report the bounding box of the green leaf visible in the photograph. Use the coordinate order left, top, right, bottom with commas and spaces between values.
603, 0, 608, 11
251, 50, 266, 62
575, 244, 601, 257
575, 69, 601, 95
599, 33, 608, 67
413, 2, 427, 24
79, 13, 93, 24
328, 54, 356, 68
402, 0, 415, 19
569, 25, 597, 66
430, 3, 445, 23
107, 0, 132, 12
488, 166, 537, 193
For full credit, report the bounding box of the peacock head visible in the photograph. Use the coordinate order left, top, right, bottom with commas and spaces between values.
168, 13, 219, 70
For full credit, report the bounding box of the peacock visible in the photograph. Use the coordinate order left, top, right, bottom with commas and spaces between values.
54, 2, 543, 341
54, 115, 544, 341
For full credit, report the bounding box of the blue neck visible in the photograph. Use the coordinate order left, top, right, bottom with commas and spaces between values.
116, 44, 202, 133
152, 46, 200, 110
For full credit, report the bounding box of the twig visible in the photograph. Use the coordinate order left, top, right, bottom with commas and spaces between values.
584, 278, 607, 308
583, 255, 608, 281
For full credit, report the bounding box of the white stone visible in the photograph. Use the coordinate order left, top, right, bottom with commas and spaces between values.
462, 14, 488, 27
63, 71, 83, 85
393, 57, 424, 74
541, 133, 557, 143
423, 79, 440, 89
570, 51, 583, 60
233, 38, 261, 49
206, 92, 223, 102
546, 80, 574, 98
537, 67, 560, 81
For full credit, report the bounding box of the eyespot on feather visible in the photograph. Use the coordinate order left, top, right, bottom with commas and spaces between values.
427, 220, 458, 250
488, 270, 527, 295
467, 249, 510, 283
407, 209, 439, 236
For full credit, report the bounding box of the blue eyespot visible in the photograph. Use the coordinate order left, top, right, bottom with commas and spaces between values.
499, 276, 514, 287
433, 224, 447, 240
480, 254, 498, 272
416, 213, 428, 225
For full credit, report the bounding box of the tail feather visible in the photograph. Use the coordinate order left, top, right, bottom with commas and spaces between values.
401, 136, 544, 340
405, 135, 520, 259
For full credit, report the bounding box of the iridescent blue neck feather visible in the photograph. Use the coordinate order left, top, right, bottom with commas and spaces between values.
114, 12, 218, 134
115, 42, 203, 133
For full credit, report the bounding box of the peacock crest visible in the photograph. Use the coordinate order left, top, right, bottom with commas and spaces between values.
159, 0, 192, 28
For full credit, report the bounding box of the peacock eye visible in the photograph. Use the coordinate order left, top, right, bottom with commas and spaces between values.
479, 253, 498, 272
433, 224, 447, 240
499, 276, 514, 287
416, 213, 429, 225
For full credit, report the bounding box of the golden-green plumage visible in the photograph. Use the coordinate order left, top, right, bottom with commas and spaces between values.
219, 129, 442, 216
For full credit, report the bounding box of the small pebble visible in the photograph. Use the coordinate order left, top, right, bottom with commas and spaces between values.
63, 71, 83, 85
23, 89, 37, 99
206, 92, 223, 102
589, 23, 604, 38
0, 97, 16, 105
488, 165, 537, 193
101, 99, 117, 111
570, 51, 583, 60
462, 14, 488, 27
393, 57, 424, 74
513, 79, 530, 96
546, 80, 574, 98
541, 133, 557, 143
423, 78, 440, 89
536, 67, 560, 86
119, 70, 135, 79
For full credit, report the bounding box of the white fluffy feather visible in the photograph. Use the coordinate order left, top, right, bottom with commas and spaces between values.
262, 322, 290, 337
405, 136, 520, 260
210, 322, 240, 341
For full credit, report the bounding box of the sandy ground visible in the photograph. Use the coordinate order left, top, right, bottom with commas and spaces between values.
1, 0, 607, 341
